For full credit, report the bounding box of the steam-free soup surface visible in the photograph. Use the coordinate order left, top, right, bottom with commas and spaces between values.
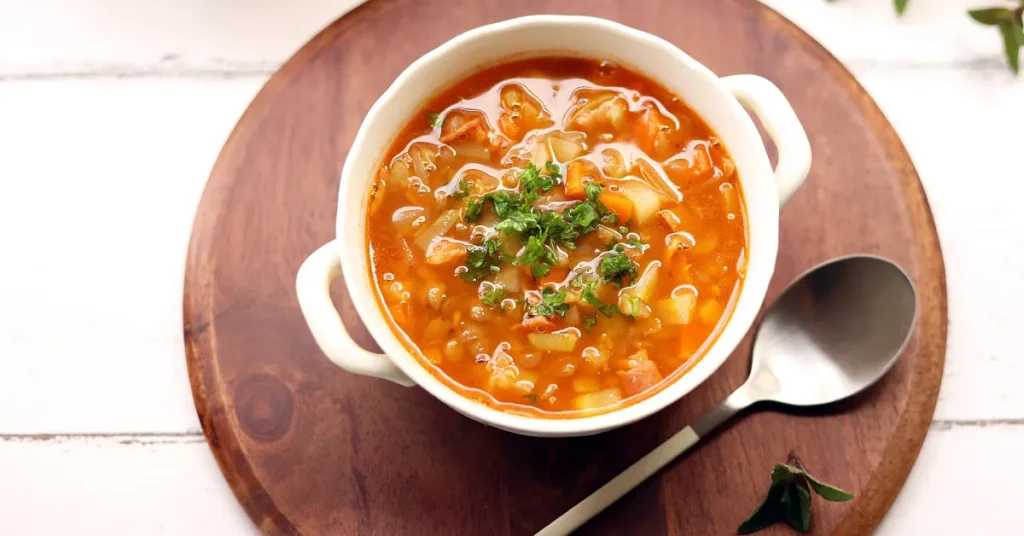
367, 57, 746, 416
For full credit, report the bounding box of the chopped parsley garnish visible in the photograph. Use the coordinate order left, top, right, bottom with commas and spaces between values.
618, 225, 629, 235
584, 181, 604, 202
583, 313, 599, 331
581, 280, 619, 318
530, 286, 570, 317
599, 251, 638, 285
518, 162, 561, 203
564, 201, 601, 236
451, 179, 472, 201
518, 235, 557, 278
459, 162, 613, 280
626, 236, 645, 250
480, 286, 507, 309
459, 238, 503, 283
523, 393, 538, 404
428, 111, 442, 128
465, 198, 485, 221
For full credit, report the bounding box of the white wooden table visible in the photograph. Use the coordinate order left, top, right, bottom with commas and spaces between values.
1, 0, 1021, 533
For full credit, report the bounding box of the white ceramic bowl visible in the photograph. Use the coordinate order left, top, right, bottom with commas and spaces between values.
296, 15, 811, 437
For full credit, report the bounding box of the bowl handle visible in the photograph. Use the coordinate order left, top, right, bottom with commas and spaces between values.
721, 74, 812, 206
296, 240, 415, 387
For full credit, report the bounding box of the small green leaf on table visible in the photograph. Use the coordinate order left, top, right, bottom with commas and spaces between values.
736, 460, 854, 534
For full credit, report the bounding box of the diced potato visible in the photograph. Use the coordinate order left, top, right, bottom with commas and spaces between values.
549, 136, 585, 162
581, 346, 609, 369
443, 339, 465, 362
495, 266, 522, 292
636, 158, 681, 201
690, 233, 718, 256
656, 288, 697, 326
514, 370, 539, 395
486, 348, 520, 391
414, 210, 458, 250
618, 182, 662, 225
531, 139, 551, 168
528, 328, 581, 352
698, 299, 725, 324
447, 142, 492, 162
596, 224, 623, 244
572, 388, 623, 411
564, 306, 581, 326
618, 262, 660, 318
572, 376, 601, 394
422, 318, 451, 343
392, 205, 426, 235
389, 159, 411, 187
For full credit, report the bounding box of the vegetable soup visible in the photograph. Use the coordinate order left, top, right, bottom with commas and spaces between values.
366, 57, 747, 416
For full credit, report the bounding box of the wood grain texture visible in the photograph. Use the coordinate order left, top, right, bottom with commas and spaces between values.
183, 0, 947, 534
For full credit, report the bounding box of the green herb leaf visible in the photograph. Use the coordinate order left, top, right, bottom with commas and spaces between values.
451, 179, 473, 201
968, 7, 1014, 26
737, 481, 786, 534
523, 393, 538, 404
738, 461, 854, 534
583, 313, 599, 331
531, 287, 569, 317
599, 251, 638, 285
584, 181, 604, 202
779, 482, 812, 533
581, 280, 618, 318
428, 111, 442, 128
893, 0, 908, 16
804, 473, 855, 502
481, 286, 507, 309
518, 235, 557, 279
465, 198, 484, 222
459, 238, 503, 283
565, 201, 601, 235
999, 18, 1022, 74
519, 162, 560, 203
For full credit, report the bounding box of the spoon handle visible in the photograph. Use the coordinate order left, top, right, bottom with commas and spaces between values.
535, 389, 753, 536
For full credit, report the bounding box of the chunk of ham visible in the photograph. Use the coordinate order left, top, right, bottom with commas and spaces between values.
618, 349, 663, 396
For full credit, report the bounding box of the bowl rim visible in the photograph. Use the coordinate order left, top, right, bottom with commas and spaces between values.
337, 14, 779, 436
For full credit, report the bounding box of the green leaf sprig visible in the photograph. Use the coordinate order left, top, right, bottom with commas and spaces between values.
969, 4, 1024, 73
737, 459, 853, 534
828, 0, 1024, 74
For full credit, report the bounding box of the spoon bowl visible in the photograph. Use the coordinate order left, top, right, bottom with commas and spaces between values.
747, 255, 917, 407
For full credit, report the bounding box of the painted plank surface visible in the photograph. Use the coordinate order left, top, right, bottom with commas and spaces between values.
0, 78, 263, 434
0, 434, 257, 535
1, 424, 1019, 535
1, 0, 1019, 77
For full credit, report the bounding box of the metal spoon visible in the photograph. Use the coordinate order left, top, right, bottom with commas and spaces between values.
537, 255, 917, 536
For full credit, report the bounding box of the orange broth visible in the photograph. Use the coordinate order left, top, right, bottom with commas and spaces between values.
366, 57, 747, 417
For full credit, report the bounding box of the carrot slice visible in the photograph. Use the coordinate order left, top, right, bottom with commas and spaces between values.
598, 192, 634, 223
564, 161, 588, 200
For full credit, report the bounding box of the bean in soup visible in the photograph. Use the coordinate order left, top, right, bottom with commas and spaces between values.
366, 57, 747, 417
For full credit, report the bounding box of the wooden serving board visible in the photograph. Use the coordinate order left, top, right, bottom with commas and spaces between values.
184, 0, 946, 534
